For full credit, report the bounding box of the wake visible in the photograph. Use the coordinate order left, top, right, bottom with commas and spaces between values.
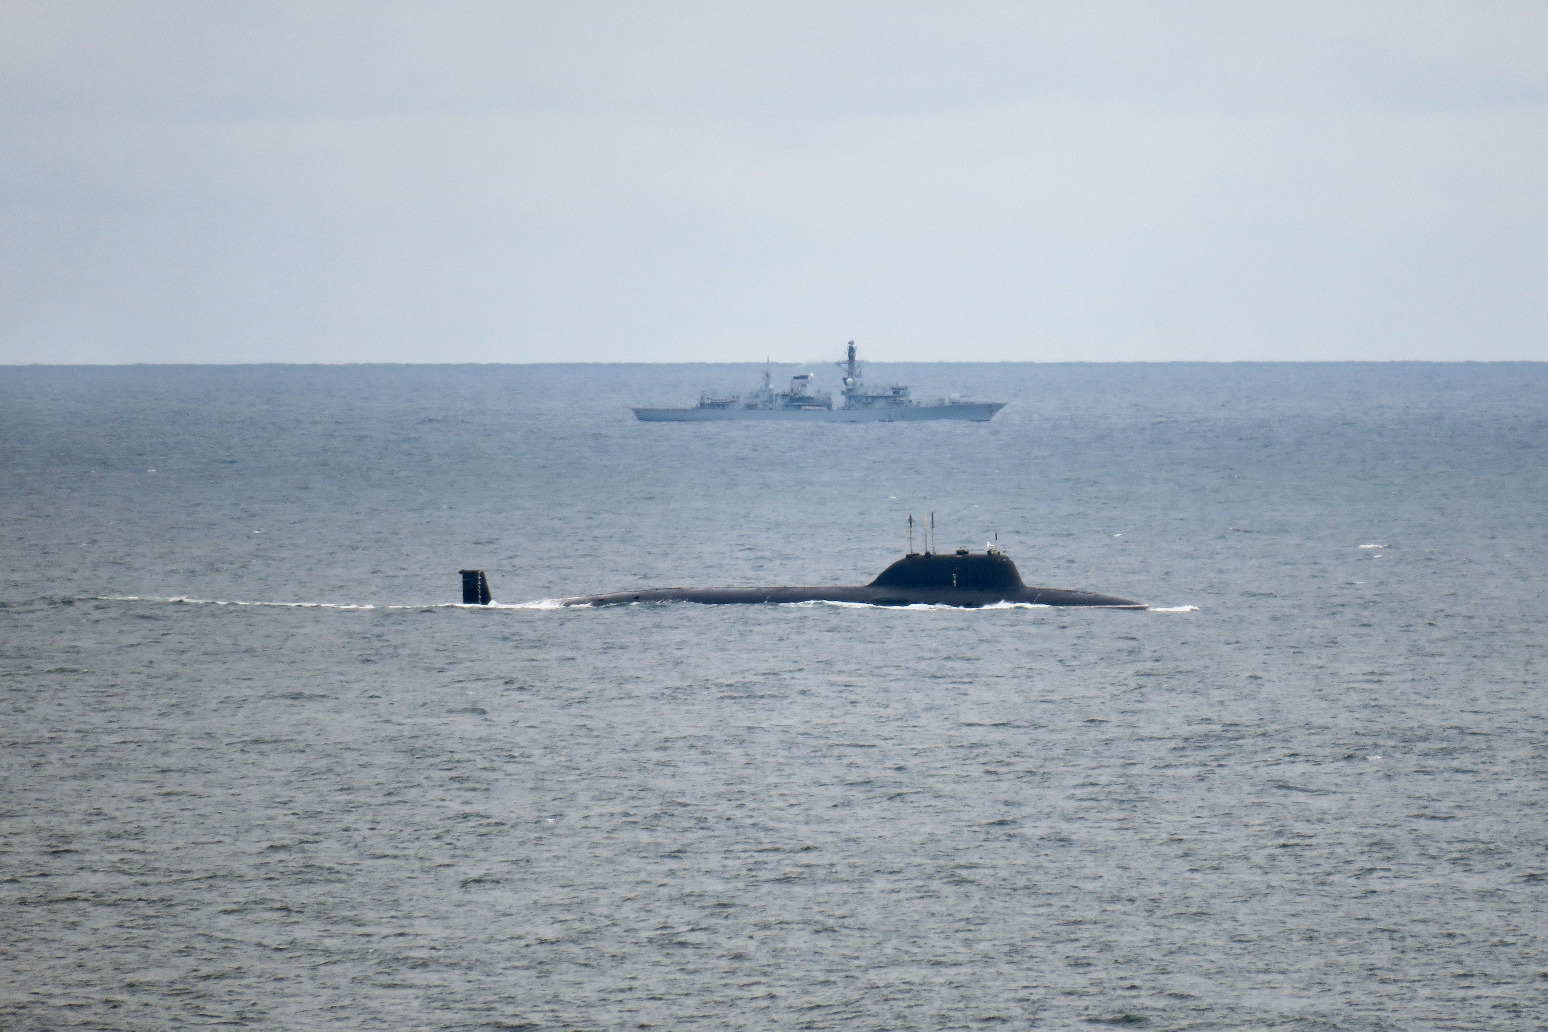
91, 595, 1197, 613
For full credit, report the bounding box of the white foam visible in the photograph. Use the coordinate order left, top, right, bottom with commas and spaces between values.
96, 594, 579, 611
1358, 543, 1386, 549
96, 595, 377, 610
1149, 605, 1199, 613
781, 599, 1052, 611
91, 595, 1123, 615
783, 599, 873, 609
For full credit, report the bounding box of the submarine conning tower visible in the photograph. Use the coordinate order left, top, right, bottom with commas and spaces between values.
869, 549, 1025, 592
460, 569, 492, 605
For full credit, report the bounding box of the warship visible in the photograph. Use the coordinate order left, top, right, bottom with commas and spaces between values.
631, 342, 1006, 422
461, 520, 1143, 609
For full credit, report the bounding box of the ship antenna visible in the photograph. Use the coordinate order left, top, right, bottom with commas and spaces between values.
907, 514, 914, 554
929, 511, 935, 555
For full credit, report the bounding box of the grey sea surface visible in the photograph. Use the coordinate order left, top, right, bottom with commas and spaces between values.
2, 362, 1546, 1030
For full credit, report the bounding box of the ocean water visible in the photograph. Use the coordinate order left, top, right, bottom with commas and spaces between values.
1, 362, 1545, 1030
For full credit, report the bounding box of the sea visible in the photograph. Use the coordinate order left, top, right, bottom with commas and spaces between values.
1, 362, 1545, 1031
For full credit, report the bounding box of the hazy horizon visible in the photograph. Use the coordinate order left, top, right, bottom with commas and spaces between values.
4, 2, 1546, 364
9, 358, 1547, 370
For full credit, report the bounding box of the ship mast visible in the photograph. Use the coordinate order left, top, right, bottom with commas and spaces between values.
837, 340, 862, 408
843, 341, 860, 388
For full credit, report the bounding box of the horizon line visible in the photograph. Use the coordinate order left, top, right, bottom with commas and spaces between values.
7, 358, 1547, 369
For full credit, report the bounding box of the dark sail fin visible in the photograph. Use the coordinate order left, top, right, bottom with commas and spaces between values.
460, 569, 492, 605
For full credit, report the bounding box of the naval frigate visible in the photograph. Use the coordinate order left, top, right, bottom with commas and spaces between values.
631, 342, 1007, 422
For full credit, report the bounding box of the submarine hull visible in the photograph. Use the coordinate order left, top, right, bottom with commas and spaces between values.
476, 548, 1143, 610
558, 585, 1145, 609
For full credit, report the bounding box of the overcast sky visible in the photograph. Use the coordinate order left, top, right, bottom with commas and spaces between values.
3, 2, 1546, 363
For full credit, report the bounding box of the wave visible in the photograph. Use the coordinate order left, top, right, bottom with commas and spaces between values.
90, 595, 1175, 614
94, 595, 519, 611
95, 595, 380, 610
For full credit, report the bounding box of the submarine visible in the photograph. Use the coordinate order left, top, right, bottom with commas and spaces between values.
461, 547, 1144, 609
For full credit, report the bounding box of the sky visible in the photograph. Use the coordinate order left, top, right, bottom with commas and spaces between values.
2, 1, 1546, 364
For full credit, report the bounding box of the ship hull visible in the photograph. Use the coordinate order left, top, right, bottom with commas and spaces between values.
559, 584, 1144, 609
632, 402, 1006, 422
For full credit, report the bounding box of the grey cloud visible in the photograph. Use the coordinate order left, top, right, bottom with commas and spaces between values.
3, 1, 1547, 362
